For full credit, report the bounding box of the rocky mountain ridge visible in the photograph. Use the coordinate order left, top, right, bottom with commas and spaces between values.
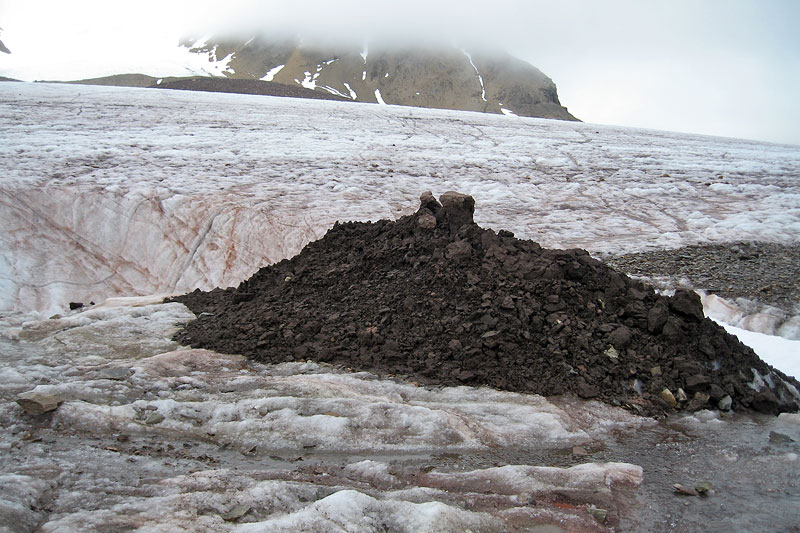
182, 35, 577, 120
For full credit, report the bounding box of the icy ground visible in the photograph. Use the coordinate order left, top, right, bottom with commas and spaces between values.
1, 82, 800, 531
1, 298, 799, 532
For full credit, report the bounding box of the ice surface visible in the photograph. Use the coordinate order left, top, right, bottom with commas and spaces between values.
0, 300, 645, 531
716, 321, 800, 380
3, 83, 799, 320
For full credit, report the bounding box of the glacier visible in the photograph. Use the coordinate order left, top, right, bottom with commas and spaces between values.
2, 82, 800, 531
2, 82, 799, 317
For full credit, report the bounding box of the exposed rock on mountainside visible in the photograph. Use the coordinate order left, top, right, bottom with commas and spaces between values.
183, 36, 577, 120
172, 192, 800, 416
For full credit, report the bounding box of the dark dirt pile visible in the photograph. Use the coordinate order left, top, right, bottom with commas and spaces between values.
170, 192, 800, 416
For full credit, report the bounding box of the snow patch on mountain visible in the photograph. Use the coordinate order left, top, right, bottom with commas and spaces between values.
463, 49, 487, 102
260, 64, 284, 82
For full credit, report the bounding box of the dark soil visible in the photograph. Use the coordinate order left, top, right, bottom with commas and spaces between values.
151, 77, 351, 102
170, 192, 800, 416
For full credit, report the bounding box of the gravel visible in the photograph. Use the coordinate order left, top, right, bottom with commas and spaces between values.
600, 242, 800, 316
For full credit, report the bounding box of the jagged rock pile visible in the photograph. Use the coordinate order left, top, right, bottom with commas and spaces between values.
171, 192, 800, 415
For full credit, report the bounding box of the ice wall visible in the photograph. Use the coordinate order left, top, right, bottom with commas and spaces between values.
2, 82, 800, 315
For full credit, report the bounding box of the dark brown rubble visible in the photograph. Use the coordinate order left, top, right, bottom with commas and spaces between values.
170, 192, 800, 416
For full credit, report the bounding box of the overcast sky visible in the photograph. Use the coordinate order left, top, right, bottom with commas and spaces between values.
1, 0, 799, 145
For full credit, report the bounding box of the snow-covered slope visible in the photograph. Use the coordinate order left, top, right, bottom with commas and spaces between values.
3, 82, 799, 318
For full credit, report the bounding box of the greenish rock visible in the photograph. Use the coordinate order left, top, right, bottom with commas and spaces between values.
221, 505, 251, 522
694, 480, 712, 496
587, 506, 607, 523
145, 412, 165, 425
97, 367, 133, 380
769, 431, 795, 443
604, 346, 619, 361
718, 395, 733, 411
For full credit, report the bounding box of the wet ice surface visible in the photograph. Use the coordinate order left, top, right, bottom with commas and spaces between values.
0, 299, 798, 532
2, 83, 799, 316
0, 299, 645, 532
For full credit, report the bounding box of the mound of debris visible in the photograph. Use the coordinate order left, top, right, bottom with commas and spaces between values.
171, 192, 800, 415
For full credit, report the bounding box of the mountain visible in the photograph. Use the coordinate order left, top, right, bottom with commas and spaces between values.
182, 35, 578, 120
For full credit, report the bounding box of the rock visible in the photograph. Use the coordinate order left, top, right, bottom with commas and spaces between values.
608, 326, 632, 349
673, 483, 698, 496
145, 412, 165, 425
769, 431, 795, 443
232, 292, 255, 304
676, 388, 688, 402
686, 392, 710, 411
69, 301, 84, 310
661, 317, 684, 342
587, 506, 607, 523
419, 191, 441, 213
221, 505, 251, 522
647, 302, 668, 333
572, 445, 590, 457
660, 388, 678, 408
650, 366, 662, 376
604, 346, 619, 361
97, 367, 133, 380
708, 383, 725, 401
439, 191, 475, 232
669, 289, 705, 321
752, 390, 780, 414
576, 381, 599, 399
445, 239, 472, 260
16, 391, 63, 415
717, 395, 733, 411
694, 480, 712, 496
684, 374, 710, 393
417, 213, 437, 230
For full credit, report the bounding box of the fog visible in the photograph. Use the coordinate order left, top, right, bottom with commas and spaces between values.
1, 0, 798, 144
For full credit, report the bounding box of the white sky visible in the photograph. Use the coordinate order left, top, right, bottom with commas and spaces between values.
1, 0, 799, 145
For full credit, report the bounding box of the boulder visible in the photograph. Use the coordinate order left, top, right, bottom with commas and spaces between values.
16, 391, 63, 415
